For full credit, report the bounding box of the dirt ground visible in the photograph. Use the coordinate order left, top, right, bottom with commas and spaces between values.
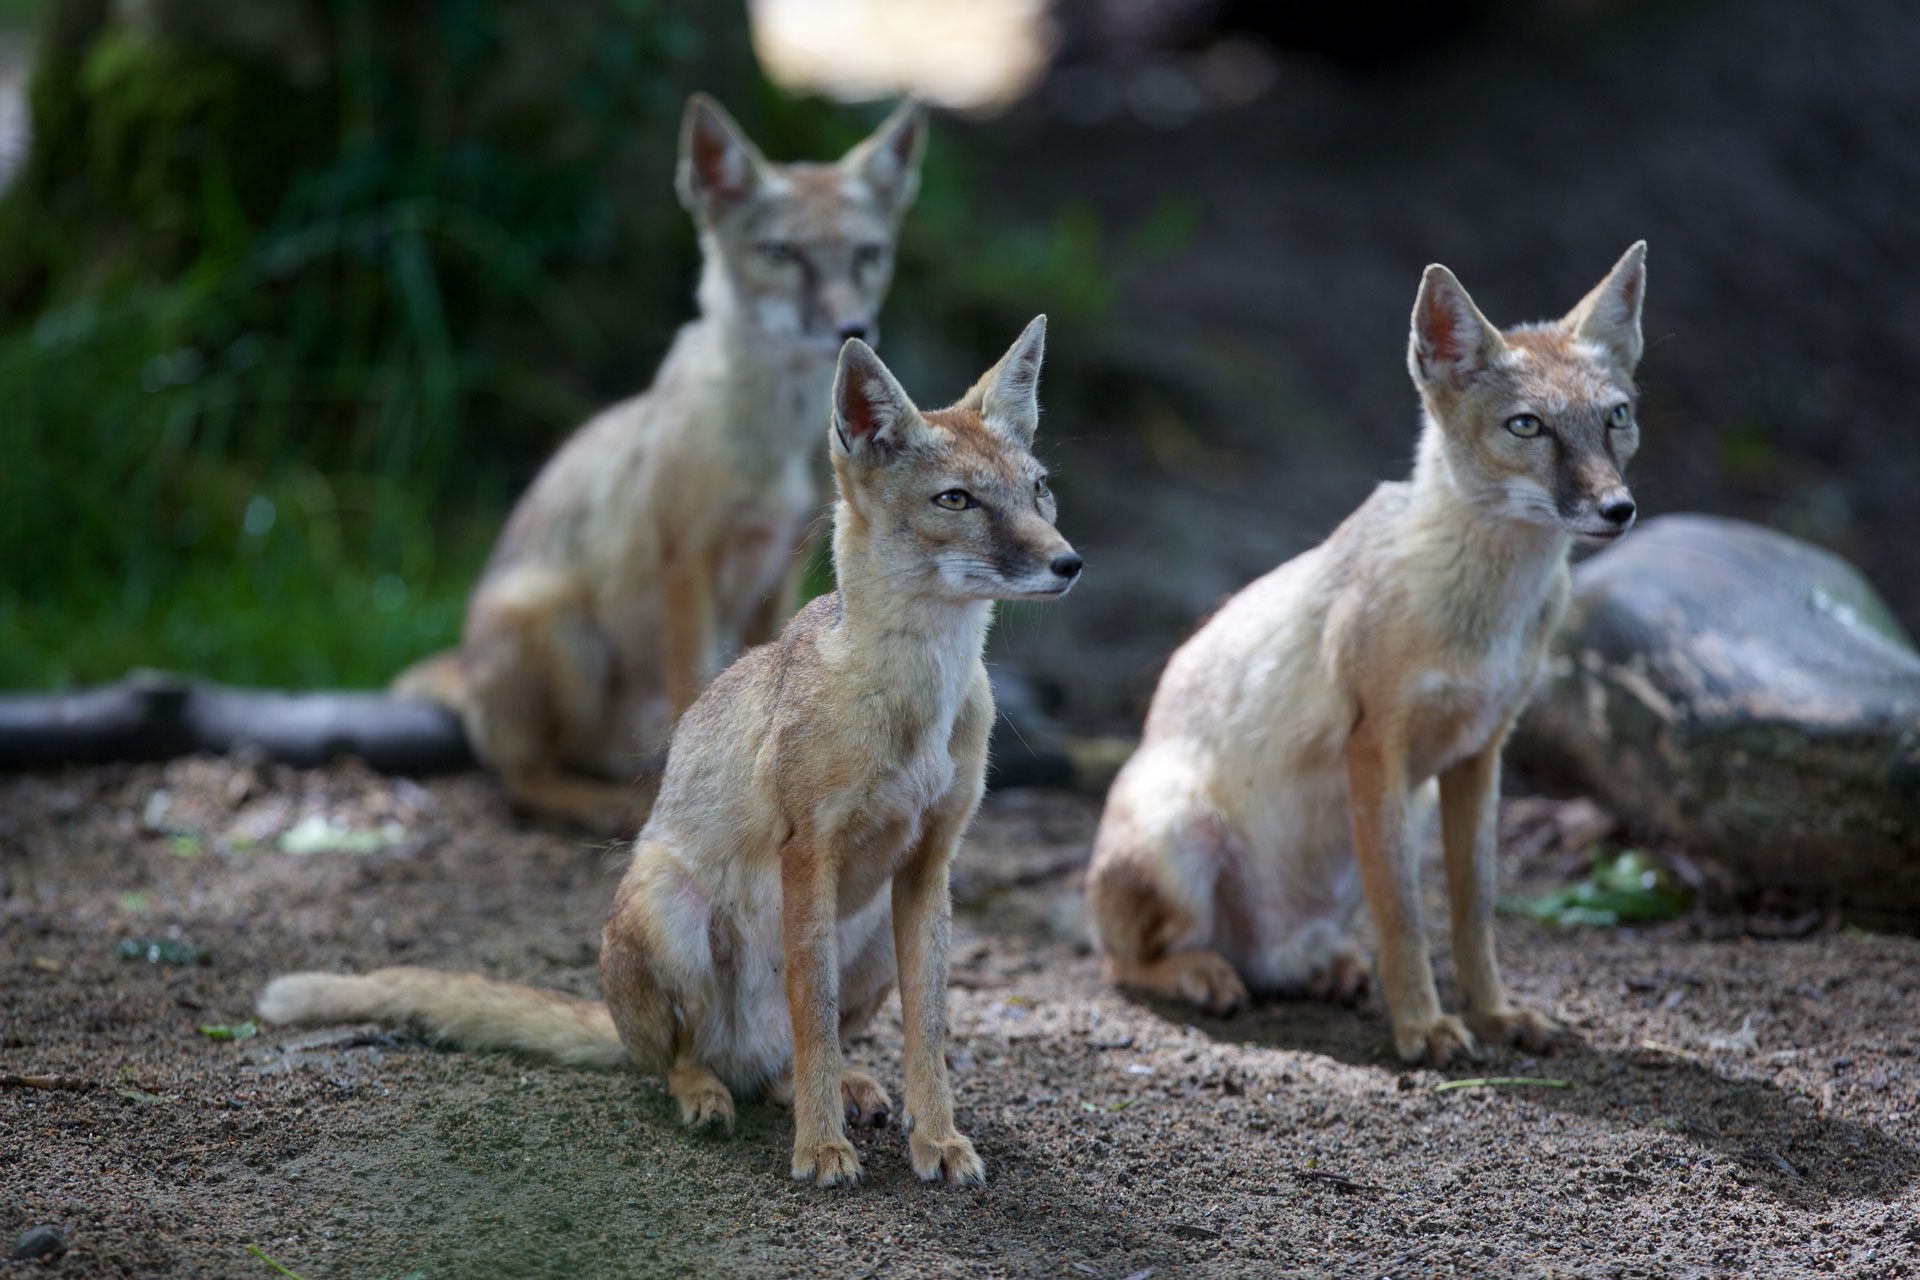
3, 756, 1916, 1279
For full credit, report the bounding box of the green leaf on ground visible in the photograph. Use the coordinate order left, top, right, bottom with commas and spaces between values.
1500, 850, 1689, 928
198, 1020, 260, 1042
245, 1245, 310, 1280
276, 815, 408, 856
117, 936, 208, 966
1434, 1077, 1572, 1093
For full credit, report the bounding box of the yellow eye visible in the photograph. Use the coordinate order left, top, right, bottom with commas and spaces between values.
1505, 413, 1543, 438
1607, 403, 1632, 429
933, 490, 974, 511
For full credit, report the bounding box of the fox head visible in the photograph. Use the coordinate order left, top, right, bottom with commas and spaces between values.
1408, 242, 1647, 544
826, 316, 1082, 604
677, 93, 926, 356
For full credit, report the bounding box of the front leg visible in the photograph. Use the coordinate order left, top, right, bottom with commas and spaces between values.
892, 807, 986, 1187
660, 549, 718, 723
1439, 725, 1564, 1052
1345, 721, 1474, 1066
780, 838, 859, 1187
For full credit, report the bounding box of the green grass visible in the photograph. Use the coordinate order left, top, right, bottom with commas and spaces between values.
0, 0, 47, 32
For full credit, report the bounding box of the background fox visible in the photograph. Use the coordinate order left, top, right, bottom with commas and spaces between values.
1086, 244, 1648, 1065
261, 319, 1082, 1187
394, 93, 927, 832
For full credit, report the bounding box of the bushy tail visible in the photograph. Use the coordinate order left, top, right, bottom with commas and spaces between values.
391, 648, 469, 714
258, 966, 629, 1070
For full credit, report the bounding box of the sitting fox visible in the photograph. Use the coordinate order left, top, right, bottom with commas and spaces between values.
395, 93, 928, 832
1087, 244, 1649, 1065
262, 319, 1081, 1187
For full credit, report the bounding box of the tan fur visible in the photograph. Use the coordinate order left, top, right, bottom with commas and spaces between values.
261, 320, 1079, 1188
392, 94, 928, 832
1087, 244, 1649, 1065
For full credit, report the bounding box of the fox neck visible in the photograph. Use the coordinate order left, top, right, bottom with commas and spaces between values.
830, 507, 995, 712
1407, 416, 1570, 626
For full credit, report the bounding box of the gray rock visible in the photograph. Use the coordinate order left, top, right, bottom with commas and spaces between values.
12, 1225, 65, 1261
1514, 515, 1920, 918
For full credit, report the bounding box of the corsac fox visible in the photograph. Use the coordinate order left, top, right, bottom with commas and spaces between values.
262, 319, 1082, 1187
395, 93, 928, 832
1086, 244, 1649, 1065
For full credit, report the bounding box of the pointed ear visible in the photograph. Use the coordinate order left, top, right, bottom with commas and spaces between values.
959, 315, 1046, 447
677, 93, 771, 220
1563, 240, 1647, 373
830, 339, 922, 465
839, 99, 927, 216
1408, 264, 1507, 390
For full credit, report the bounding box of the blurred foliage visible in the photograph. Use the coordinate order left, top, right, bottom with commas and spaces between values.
0, 0, 1162, 689
1501, 850, 1691, 929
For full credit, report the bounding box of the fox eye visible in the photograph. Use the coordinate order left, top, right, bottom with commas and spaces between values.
933, 489, 977, 511
757, 241, 800, 264
1607, 403, 1633, 429
854, 244, 885, 269
1505, 413, 1544, 439
1033, 475, 1050, 498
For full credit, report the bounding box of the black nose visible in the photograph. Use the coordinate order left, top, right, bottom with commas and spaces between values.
838, 324, 868, 344
1050, 552, 1083, 579
1599, 496, 1637, 526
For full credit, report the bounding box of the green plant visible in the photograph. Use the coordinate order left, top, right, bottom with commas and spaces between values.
1500, 849, 1691, 928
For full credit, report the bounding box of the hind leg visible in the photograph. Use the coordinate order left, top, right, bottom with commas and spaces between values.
669, 1046, 736, 1131
1086, 754, 1249, 1015
1104, 950, 1248, 1015
463, 571, 637, 834
1306, 944, 1371, 1006
767, 1068, 894, 1129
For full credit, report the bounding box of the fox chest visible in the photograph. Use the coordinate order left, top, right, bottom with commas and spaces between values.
831, 740, 969, 910
711, 456, 818, 627
1403, 663, 1540, 783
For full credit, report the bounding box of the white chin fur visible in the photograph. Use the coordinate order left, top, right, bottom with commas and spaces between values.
942, 569, 1074, 601
994, 576, 1076, 601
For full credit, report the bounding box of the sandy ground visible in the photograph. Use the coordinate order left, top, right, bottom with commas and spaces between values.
3, 756, 1917, 1279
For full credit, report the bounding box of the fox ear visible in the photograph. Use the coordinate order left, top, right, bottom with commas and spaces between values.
960, 315, 1046, 447
1563, 240, 1647, 373
831, 339, 921, 466
840, 99, 927, 216
1409, 264, 1506, 390
677, 93, 771, 220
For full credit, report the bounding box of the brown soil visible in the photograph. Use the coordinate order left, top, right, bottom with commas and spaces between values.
3, 757, 1916, 1279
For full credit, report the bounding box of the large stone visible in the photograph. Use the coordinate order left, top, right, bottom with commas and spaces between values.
1514, 515, 1920, 919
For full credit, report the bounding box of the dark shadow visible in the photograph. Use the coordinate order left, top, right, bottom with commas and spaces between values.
1124, 987, 1920, 1207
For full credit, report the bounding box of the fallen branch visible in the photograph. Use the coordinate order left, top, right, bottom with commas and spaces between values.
0, 672, 473, 775
1289, 1168, 1383, 1194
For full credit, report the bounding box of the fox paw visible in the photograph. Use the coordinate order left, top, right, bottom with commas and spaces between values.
1393, 1014, 1478, 1066
1169, 952, 1250, 1016
791, 1135, 862, 1188
1467, 1004, 1566, 1053
842, 1071, 893, 1129
1307, 951, 1371, 1006
672, 1077, 735, 1131
909, 1130, 986, 1187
